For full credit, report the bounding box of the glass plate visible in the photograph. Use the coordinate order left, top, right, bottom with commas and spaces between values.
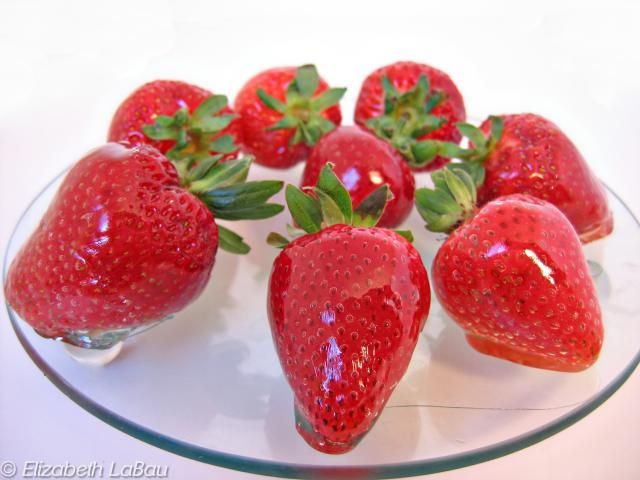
5, 164, 640, 479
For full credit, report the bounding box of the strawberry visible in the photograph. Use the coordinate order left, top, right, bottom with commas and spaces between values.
423, 114, 613, 243
354, 61, 466, 172
234, 65, 345, 168
415, 167, 603, 372
108, 80, 242, 162
266, 165, 431, 453
5, 143, 283, 347
300, 126, 415, 228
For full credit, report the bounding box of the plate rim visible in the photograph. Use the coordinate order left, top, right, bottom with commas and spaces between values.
4, 166, 640, 479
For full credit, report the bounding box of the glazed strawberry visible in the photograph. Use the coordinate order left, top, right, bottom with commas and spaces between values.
427, 114, 613, 243
5, 143, 283, 347
416, 167, 603, 371
267, 165, 430, 453
234, 65, 345, 168
301, 126, 415, 228
354, 61, 466, 171
108, 80, 242, 162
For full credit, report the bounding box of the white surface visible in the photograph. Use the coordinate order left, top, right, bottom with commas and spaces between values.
1, 1, 639, 479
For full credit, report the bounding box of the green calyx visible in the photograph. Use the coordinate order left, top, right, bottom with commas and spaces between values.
415, 165, 480, 233
410, 115, 505, 177
177, 155, 284, 254
455, 115, 504, 163
142, 94, 239, 176
140, 93, 284, 254
257, 65, 346, 147
266, 163, 413, 249
366, 74, 449, 169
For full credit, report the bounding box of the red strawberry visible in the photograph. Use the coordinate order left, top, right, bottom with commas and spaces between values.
301, 126, 415, 228
354, 61, 466, 171
416, 167, 603, 372
428, 114, 613, 243
267, 165, 430, 453
5, 143, 283, 347
234, 65, 345, 168
108, 80, 242, 162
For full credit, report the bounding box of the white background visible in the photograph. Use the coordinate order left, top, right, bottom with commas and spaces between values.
1, 0, 639, 479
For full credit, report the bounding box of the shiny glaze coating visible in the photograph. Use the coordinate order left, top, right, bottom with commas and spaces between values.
234, 67, 342, 169
108, 80, 241, 160
300, 126, 415, 228
478, 113, 613, 243
354, 61, 466, 171
267, 225, 430, 453
433, 194, 603, 372
5, 143, 218, 338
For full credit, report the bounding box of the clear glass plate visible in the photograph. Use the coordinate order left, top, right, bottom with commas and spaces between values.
5, 164, 640, 479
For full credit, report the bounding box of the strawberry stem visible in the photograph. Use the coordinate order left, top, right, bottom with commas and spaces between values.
141, 94, 239, 171
366, 74, 448, 169
257, 65, 346, 147
267, 163, 405, 249
177, 154, 285, 254
410, 115, 504, 172
415, 166, 479, 233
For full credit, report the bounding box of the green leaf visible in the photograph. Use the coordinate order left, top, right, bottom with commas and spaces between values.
197, 175, 284, 221
313, 115, 337, 135
209, 134, 238, 154
394, 230, 414, 242
285, 185, 322, 234
310, 87, 347, 111
443, 168, 474, 210
192, 114, 235, 134
286, 223, 306, 238
419, 208, 461, 233
295, 64, 320, 98
430, 169, 448, 190
424, 90, 444, 113
188, 158, 251, 192
381, 75, 399, 96
411, 140, 439, 166
186, 155, 222, 183
412, 114, 446, 138
457, 122, 487, 148
192, 95, 228, 123
266, 232, 290, 248
174, 108, 190, 127
175, 129, 189, 150
414, 187, 460, 215
285, 83, 304, 107
142, 124, 178, 141
290, 126, 304, 146
297, 123, 315, 145
204, 180, 284, 210
382, 75, 403, 115
453, 168, 477, 204
267, 115, 299, 131
414, 167, 478, 233
316, 163, 353, 223
218, 224, 250, 254
353, 185, 390, 227
212, 203, 284, 221
155, 115, 176, 127
489, 115, 504, 142
406, 75, 430, 106
438, 142, 469, 159
449, 162, 485, 189
315, 189, 346, 226
257, 88, 287, 113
